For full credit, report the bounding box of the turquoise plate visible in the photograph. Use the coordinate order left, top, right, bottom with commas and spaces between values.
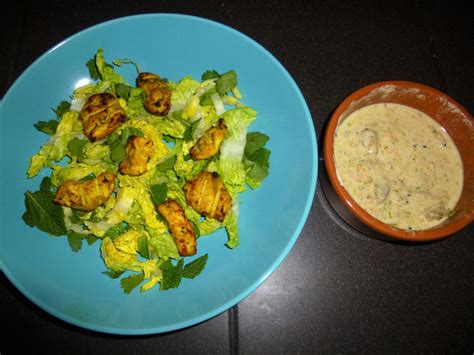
0, 14, 317, 334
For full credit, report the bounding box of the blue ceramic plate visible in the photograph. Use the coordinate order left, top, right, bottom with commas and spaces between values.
0, 14, 317, 334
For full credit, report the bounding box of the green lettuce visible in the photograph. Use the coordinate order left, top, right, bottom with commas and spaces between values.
27, 111, 84, 178
50, 162, 105, 187
199, 218, 221, 236
223, 205, 239, 248
217, 107, 257, 195
148, 230, 180, 260
170, 76, 201, 112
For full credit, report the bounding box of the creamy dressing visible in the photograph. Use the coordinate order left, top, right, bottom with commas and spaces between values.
333, 103, 464, 231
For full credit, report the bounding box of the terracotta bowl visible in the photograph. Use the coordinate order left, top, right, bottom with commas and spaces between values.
324, 81, 473, 242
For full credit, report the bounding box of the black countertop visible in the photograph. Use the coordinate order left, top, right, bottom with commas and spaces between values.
2, 1, 473, 353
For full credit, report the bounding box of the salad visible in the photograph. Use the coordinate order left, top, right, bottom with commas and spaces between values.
22, 49, 270, 293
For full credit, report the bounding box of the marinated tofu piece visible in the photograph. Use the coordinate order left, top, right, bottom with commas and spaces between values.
190, 119, 228, 160
157, 199, 197, 256
184, 171, 232, 222
54, 172, 116, 212
119, 136, 154, 176
80, 93, 126, 141
137, 72, 172, 116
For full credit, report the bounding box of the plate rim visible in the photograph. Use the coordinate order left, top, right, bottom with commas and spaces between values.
0, 12, 318, 335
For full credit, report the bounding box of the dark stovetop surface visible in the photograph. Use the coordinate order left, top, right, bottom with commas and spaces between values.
2, 1, 473, 353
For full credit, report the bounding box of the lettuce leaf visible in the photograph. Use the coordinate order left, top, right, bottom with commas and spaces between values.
170, 76, 201, 112
223, 205, 239, 248
148, 230, 180, 260
50, 162, 105, 187
101, 236, 141, 272
27, 111, 84, 178
218, 107, 257, 195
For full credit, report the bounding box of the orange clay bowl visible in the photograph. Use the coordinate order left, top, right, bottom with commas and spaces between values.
324, 81, 473, 242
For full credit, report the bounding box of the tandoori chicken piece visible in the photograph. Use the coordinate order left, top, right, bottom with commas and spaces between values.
157, 199, 197, 256
137, 72, 172, 116
190, 119, 228, 160
184, 171, 232, 222
54, 172, 116, 212
80, 93, 126, 141
119, 136, 154, 176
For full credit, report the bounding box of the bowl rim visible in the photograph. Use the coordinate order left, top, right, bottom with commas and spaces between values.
324, 80, 473, 242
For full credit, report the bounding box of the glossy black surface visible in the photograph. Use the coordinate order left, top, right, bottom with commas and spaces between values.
2, 1, 473, 353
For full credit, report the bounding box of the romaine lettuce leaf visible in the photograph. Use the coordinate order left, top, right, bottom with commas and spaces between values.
50, 162, 105, 187
100, 236, 141, 272
223, 203, 239, 248
113, 229, 140, 255
148, 230, 180, 260
85, 187, 135, 237
170, 76, 200, 112
199, 218, 221, 236
217, 107, 257, 195
27, 111, 84, 178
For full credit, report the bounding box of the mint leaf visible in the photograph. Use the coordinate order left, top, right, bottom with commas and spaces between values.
106, 131, 121, 145
34, 120, 59, 135
160, 256, 208, 290
183, 119, 201, 142
114, 83, 133, 100
109, 127, 144, 163
150, 183, 168, 206
40, 176, 53, 192
245, 147, 271, 186
22, 178, 67, 236
103, 221, 129, 240
137, 234, 150, 259
85, 234, 99, 245
244, 132, 271, 189
160, 259, 184, 290
68, 137, 88, 162
216, 70, 237, 96
34, 101, 70, 135
67, 230, 84, 252
202, 70, 220, 80
86, 57, 100, 80
112, 58, 141, 73
110, 147, 126, 163
120, 272, 144, 294
103, 269, 125, 279
200, 88, 218, 106
156, 155, 176, 171
182, 254, 208, 279
52, 101, 71, 119
245, 132, 269, 157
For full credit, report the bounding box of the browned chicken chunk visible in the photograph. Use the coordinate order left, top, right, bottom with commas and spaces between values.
118, 136, 154, 176
137, 72, 172, 116
80, 93, 126, 142
184, 171, 232, 222
54, 172, 116, 212
190, 119, 228, 160
157, 199, 197, 256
